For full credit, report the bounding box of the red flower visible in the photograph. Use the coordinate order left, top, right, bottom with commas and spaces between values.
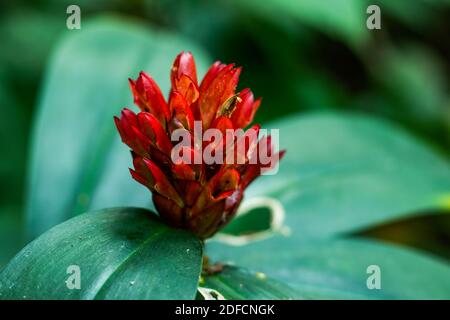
115, 52, 284, 238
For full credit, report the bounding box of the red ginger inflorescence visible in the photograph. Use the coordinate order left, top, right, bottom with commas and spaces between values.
115, 52, 284, 239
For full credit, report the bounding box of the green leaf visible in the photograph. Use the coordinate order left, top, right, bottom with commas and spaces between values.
199, 266, 300, 300
0, 207, 203, 300
216, 197, 287, 246
247, 112, 450, 239
232, 0, 368, 47
372, 44, 449, 129
207, 237, 450, 299
0, 206, 23, 268
221, 207, 272, 236
0, 74, 28, 205
26, 16, 211, 238
0, 8, 62, 79
371, 0, 449, 30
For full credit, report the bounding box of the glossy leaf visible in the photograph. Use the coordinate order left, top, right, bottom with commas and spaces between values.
246, 112, 450, 240
207, 237, 450, 299
221, 207, 272, 236
0, 208, 203, 300
26, 17, 210, 238
216, 197, 287, 246
199, 266, 300, 299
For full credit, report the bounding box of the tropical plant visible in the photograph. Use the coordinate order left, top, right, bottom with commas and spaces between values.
1, 18, 449, 299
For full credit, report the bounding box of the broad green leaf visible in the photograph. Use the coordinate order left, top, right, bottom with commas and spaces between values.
27, 17, 210, 238
207, 237, 450, 299
221, 207, 272, 236
246, 112, 450, 239
0, 208, 203, 300
199, 266, 300, 300
217, 197, 287, 246
232, 0, 368, 47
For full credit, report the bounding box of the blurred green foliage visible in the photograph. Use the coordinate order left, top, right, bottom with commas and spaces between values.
0, 0, 449, 267
26, 17, 209, 238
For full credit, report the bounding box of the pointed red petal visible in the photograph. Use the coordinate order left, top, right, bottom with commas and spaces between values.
168, 91, 195, 132
141, 157, 184, 208
130, 72, 170, 127
172, 163, 196, 181
137, 112, 173, 155
240, 136, 285, 189
171, 51, 198, 86
130, 126, 151, 157
210, 168, 240, 200
199, 61, 226, 93
173, 74, 199, 106
210, 116, 234, 136
114, 116, 125, 141
171, 146, 203, 181
198, 65, 241, 129
190, 168, 240, 219
129, 168, 150, 187
115, 109, 151, 157
224, 124, 260, 168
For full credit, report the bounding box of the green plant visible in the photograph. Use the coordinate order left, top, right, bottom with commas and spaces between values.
0, 17, 449, 300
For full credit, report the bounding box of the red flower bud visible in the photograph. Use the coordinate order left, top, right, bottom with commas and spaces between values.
115, 51, 284, 238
